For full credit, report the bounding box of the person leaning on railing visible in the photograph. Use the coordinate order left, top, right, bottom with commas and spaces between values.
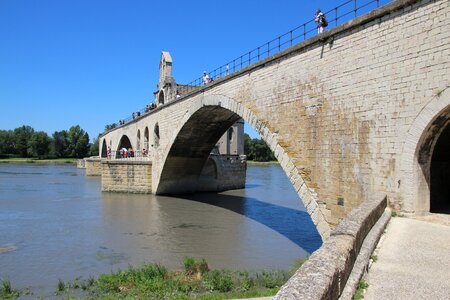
314, 8, 328, 34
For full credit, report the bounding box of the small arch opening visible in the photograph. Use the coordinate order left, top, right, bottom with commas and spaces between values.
137, 130, 141, 152
101, 139, 107, 158
154, 123, 160, 148
144, 127, 149, 152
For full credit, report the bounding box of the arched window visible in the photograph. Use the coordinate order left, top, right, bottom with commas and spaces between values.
137, 130, 141, 152
144, 127, 149, 152
158, 91, 164, 105
228, 128, 234, 141
154, 123, 160, 148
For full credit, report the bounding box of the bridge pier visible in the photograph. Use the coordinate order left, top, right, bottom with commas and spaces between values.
101, 160, 153, 193
85, 157, 102, 176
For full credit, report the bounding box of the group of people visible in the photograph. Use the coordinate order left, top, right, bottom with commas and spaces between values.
105, 146, 149, 159
119, 147, 134, 158
145, 102, 157, 113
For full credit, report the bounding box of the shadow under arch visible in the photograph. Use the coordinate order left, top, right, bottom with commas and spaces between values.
156, 94, 330, 238
179, 192, 323, 253
400, 86, 450, 213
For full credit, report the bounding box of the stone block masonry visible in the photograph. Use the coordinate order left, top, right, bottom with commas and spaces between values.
85, 157, 101, 176
102, 160, 152, 193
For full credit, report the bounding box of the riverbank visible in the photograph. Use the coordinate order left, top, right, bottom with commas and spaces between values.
1, 257, 303, 299
0, 158, 77, 164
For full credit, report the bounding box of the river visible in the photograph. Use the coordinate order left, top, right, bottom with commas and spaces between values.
0, 162, 321, 296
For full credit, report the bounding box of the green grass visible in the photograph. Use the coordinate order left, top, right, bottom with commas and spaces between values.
53, 258, 292, 299
0, 157, 77, 164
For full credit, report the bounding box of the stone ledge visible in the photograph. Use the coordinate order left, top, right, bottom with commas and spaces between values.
102, 160, 153, 166
274, 193, 387, 300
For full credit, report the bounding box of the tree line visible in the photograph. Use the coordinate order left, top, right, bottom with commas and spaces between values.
0, 125, 98, 159
243, 133, 276, 162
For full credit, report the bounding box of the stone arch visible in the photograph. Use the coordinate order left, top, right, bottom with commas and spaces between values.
137, 130, 141, 152
156, 94, 330, 238
158, 91, 165, 105
154, 123, 160, 148
400, 86, 450, 213
144, 127, 149, 152
116, 135, 132, 158
101, 139, 107, 158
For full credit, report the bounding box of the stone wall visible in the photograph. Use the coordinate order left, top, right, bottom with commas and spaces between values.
197, 155, 247, 192
274, 193, 388, 299
99, 0, 450, 238
85, 157, 101, 176
101, 160, 152, 193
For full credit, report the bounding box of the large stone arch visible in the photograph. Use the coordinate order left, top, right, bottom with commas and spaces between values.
400, 86, 450, 213
155, 94, 330, 238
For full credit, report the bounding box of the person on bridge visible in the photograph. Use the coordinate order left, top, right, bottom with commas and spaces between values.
315, 9, 328, 34
202, 71, 211, 85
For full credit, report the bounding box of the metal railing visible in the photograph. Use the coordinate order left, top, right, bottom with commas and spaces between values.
107, 0, 392, 133
104, 150, 151, 160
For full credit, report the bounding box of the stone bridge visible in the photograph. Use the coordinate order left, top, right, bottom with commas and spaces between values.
99, 0, 450, 239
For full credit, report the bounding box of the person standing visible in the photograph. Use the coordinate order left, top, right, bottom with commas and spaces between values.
315, 9, 328, 34
202, 71, 210, 85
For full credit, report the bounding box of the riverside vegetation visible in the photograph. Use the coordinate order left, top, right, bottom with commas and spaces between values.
1, 257, 307, 299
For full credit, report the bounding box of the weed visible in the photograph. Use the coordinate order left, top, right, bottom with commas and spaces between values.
354, 280, 369, 300
57, 278, 66, 292
1, 279, 19, 299
371, 255, 378, 263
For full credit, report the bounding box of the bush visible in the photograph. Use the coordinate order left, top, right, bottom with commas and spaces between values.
204, 270, 233, 292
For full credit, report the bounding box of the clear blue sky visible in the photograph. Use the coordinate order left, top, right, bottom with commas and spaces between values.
0, 0, 389, 141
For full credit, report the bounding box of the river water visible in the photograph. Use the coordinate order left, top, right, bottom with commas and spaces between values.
0, 163, 321, 296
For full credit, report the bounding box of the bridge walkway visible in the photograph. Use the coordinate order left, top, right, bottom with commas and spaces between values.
364, 215, 450, 300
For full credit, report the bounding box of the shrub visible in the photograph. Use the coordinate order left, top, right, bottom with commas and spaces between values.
204, 270, 233, 292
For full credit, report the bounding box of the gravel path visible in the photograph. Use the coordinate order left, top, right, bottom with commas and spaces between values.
364, 215, 450, 300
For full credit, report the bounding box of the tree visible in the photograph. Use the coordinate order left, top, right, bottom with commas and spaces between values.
52, 130, 69, 158
28, 131, 51, 158
243, 133, 276, 162
105, 123, 117, 131
89, 136, 99, 156
13, 125, 34, 157
67, 125, 90, 158
0, 130, 15, 156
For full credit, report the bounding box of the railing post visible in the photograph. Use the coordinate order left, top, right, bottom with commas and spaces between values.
278, 36, 281, 51
335, 7, 338, 26
303, 24, 306, 40
267, 42, 270, 56
258, 47, 260, 60
354, 0, 357, 17
290, 30, 293, 46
